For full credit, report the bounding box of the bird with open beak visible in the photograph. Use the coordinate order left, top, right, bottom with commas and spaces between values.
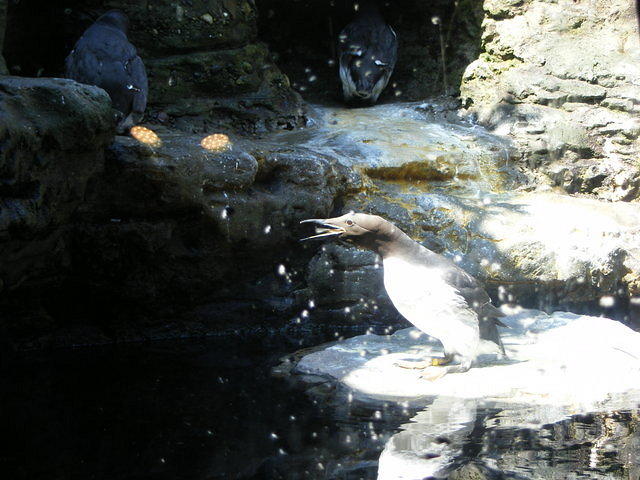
301, 212, 506, 380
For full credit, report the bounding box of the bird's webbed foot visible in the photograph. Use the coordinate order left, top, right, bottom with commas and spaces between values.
394, 353, 454, 370
419, 358, 472, 382
394, 359, 433, 370
430, 354, 454, 367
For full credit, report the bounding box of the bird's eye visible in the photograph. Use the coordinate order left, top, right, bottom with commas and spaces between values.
346, 220, 354, 226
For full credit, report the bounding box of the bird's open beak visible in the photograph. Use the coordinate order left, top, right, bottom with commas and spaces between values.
299, 219, 345, 241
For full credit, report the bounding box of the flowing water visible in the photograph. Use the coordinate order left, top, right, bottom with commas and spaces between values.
272, 102, 516, 198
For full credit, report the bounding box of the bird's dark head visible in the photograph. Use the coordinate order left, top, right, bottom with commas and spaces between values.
340, 52, 394, 105
97, 10, 130, 33
301, 212, 397, 253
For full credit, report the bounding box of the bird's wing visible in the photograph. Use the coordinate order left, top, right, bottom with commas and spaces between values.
443, 260, 507, 353
370, 24, 397, 66
125, 54, 148, 118
416, 251, 506, 352
444, 266, 504, 319
338, 21, 366, 58
65, 34, 104, 86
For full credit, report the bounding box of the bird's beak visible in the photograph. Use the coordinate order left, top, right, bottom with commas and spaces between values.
299, 219, 345, 241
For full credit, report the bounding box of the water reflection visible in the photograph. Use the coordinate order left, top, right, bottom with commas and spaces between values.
380, 396, 640, 479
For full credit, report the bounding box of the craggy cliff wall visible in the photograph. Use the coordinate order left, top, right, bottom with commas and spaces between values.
461, 0, 640, 201
3, 0, 307, 132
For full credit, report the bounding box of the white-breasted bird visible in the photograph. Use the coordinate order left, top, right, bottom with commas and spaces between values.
302, 212, 506, 378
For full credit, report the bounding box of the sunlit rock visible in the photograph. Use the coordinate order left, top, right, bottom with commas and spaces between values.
460, 0, 640, 200
294, 103, 640, 316
288, 308, 640, 478
292, 309, 640, 406
315, 104, 517, 193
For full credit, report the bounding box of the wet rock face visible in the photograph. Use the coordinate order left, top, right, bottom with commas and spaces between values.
114, 0, 306, 132
66, 129, 355, 332
461, 0, 640, 201
303, 243, 399, 326
295, 104, 640, 324
0, 0, 7, 74
121, 0, 306, 132
0, 77, 114, 327
4, 0, 306, 133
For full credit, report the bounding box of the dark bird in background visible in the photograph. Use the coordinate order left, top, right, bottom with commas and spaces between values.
302, 213, 506, 379
65, 10, 148, 133
337, 1, 398, 105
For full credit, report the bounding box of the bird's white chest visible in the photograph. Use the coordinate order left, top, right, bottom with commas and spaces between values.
382, 256, 465, 334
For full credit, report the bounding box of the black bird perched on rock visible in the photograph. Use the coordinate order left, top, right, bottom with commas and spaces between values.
65, 10, 148, 133
337, 1, 398, 105
302, 212, 506, 379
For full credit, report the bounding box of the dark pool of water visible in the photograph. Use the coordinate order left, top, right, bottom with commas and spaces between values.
1, 328, 407, 480
2, 328, 639, 480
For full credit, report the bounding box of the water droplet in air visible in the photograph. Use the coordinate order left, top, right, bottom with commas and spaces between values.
599, 296, 615, 308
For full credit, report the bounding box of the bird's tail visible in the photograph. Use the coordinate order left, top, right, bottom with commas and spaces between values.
479, 338, 506, 358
